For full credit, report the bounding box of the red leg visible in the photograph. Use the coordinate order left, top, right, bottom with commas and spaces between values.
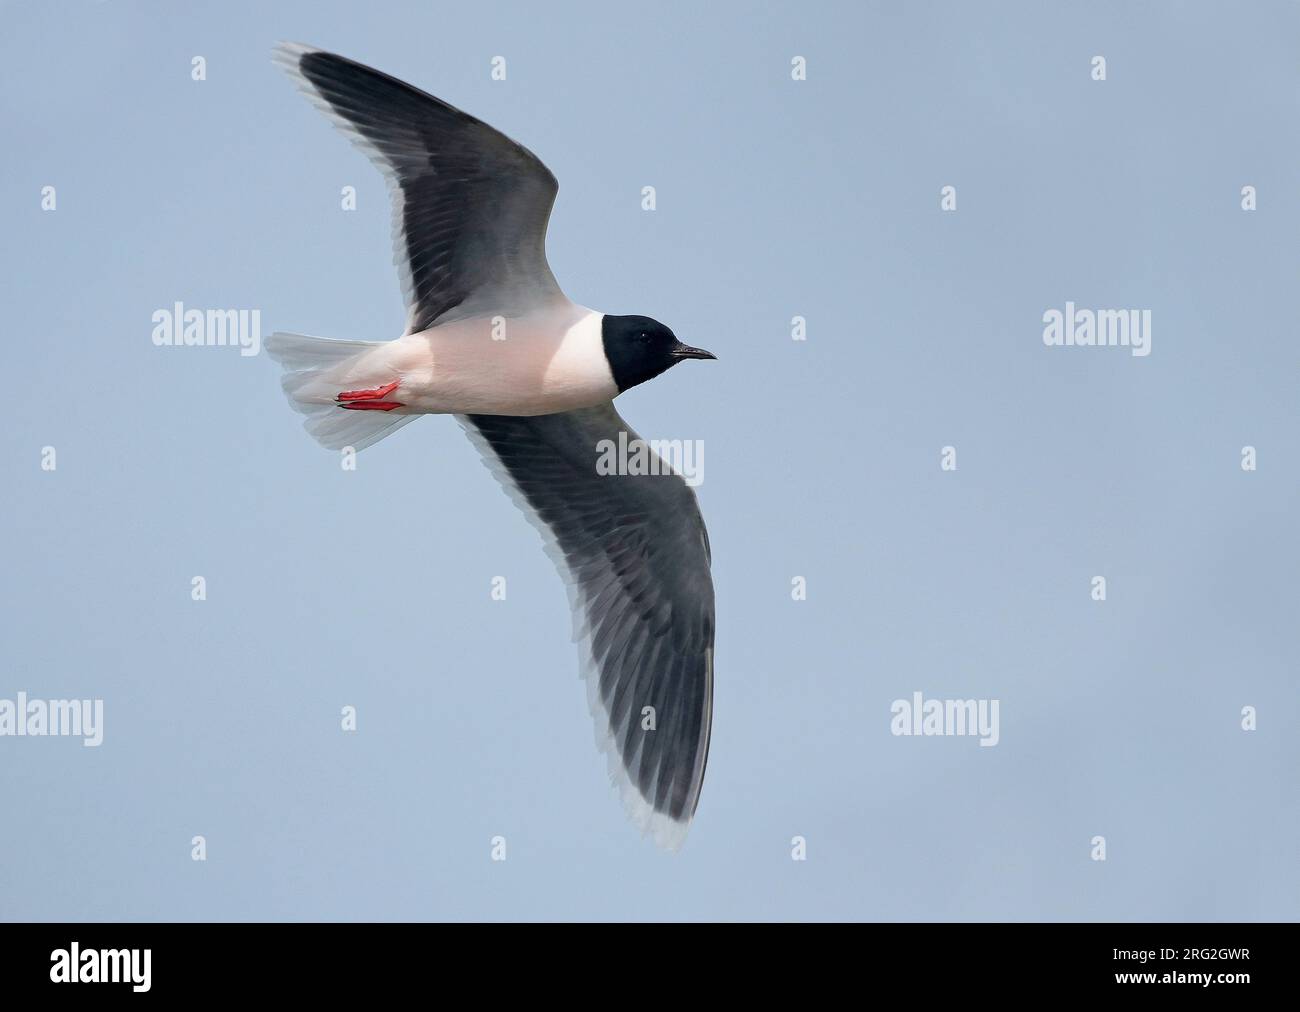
336, 379, 404, 411
340, 400, 403, 412
337, 380, 400, 402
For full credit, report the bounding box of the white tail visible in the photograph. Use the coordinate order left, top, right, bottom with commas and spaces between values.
264, 331, 418, 451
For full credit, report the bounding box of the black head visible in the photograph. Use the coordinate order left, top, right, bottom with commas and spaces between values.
600, 314, 716, 393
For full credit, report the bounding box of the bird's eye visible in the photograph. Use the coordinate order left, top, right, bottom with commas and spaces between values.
637, 332, 652, 344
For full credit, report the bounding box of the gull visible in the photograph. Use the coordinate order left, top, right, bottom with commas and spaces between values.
266, 44, 717, 849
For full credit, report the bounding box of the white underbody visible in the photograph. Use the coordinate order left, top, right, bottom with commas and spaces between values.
295, 300, 616, 417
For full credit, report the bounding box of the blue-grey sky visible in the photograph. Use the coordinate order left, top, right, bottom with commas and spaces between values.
2, 0, 1296, 921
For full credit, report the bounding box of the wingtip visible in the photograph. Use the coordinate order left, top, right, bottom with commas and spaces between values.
608, 758, 694, 852
271, 41, 315, 72
649, 812, 693, 853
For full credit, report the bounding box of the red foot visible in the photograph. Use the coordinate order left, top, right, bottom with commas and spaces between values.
337, 380, 399, 402
336, 380, 404, 412
341, 400, 403, 411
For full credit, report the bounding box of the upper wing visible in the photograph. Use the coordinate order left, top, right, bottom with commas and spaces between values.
274, 43, 564, 334
459, 404, 715, 850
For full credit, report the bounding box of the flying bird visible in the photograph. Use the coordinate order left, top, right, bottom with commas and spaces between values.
266, 44, 716, 849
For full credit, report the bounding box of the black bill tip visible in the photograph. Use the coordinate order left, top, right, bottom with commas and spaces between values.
672, 344, 717, 361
